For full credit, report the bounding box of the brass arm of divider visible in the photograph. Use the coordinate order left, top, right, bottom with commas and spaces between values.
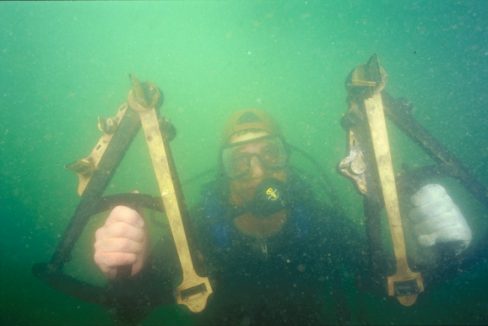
363, 92, 424, 306
127, 87, 212, 313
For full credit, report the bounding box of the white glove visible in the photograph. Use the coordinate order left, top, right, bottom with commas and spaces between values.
409, 184, 471, 254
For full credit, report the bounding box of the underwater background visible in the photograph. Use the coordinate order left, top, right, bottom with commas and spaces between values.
1, 1, 487, 325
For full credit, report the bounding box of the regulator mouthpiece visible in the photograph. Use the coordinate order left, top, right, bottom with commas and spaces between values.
251, 179, 287, 217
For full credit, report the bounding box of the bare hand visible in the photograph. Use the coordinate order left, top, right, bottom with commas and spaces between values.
94, 205, 148, 278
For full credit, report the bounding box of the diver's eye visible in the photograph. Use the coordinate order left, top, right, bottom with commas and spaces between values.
261, 144, 280, 164
231, 153, 251, 173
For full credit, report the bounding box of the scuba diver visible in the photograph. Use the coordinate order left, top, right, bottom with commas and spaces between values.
93, 109, 472, 325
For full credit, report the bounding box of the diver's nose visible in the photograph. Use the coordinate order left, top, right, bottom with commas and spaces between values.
249, 156, 264, 179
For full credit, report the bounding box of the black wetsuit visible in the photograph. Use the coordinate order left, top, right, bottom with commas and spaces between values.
186, 173, 367, 325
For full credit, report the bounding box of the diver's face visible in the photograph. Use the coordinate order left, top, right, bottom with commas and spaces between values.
223, 132, 288, 205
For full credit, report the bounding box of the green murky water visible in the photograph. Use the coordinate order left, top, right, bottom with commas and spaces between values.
1, 1, 487, 325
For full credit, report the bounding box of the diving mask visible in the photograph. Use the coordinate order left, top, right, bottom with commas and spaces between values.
222, 135, 288, 179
